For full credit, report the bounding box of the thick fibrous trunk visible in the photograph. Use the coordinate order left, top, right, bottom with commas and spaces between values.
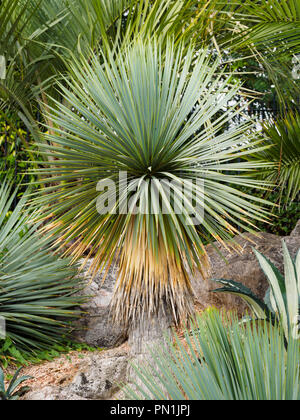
126, 303, 173, 387
128, 304, 173, 356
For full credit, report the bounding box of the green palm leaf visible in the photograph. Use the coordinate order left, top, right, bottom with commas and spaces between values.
236, 0, 300, 54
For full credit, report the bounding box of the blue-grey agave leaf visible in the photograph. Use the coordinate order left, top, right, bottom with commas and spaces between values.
212, 278, 271, 319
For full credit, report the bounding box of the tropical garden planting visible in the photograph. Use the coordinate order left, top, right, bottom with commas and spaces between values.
0, 0, 299, 401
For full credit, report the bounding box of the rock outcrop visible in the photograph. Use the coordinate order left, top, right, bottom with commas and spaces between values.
22, 222, 300, 400
73, 222, 300, 344
192, 227, 300, 314
72, 259, 127, 348
22, 346, 128, 400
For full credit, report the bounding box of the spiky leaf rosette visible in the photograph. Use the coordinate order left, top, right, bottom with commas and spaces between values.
34, 39, 270, 327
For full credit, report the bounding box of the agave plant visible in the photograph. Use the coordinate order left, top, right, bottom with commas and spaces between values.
0, 179, 86, 352
124, 309, 300, 400
249, 112, 300, 207
0, 366, 32, 400
212, 241, 300, 341
32, 38, 272, 349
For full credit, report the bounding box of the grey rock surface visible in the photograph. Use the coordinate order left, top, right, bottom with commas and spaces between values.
192, 227, 300, 314
22, 386, 88, 400
73, 259, 127, 347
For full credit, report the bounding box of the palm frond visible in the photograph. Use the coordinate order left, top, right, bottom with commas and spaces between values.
236, 0, 300, 54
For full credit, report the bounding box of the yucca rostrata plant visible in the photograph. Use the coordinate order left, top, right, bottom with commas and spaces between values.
212, 241, 300, 342
33, 38, 271, 352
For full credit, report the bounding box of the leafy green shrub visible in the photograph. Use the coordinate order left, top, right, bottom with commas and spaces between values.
248, 112, 300, 208
233, 112, 300, 236
125, 309, 300, 400
0, 337, 102, 368
212, 241, 300, 342
0, 179, 86, 355
0, 366, 32, 400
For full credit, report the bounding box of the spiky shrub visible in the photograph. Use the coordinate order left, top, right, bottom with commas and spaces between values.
0, 180, 86, 352
212, 241, 300, 341
34, 39, 270, 329
124, 309, 300, 400
0, 366, 32, 400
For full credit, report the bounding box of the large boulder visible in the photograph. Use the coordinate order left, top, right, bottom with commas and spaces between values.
73, 259, 127, 347
22, 386, 88, 401
68, 347, 128, 399
192, 226, 300, 315
22, 346, 129, 400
